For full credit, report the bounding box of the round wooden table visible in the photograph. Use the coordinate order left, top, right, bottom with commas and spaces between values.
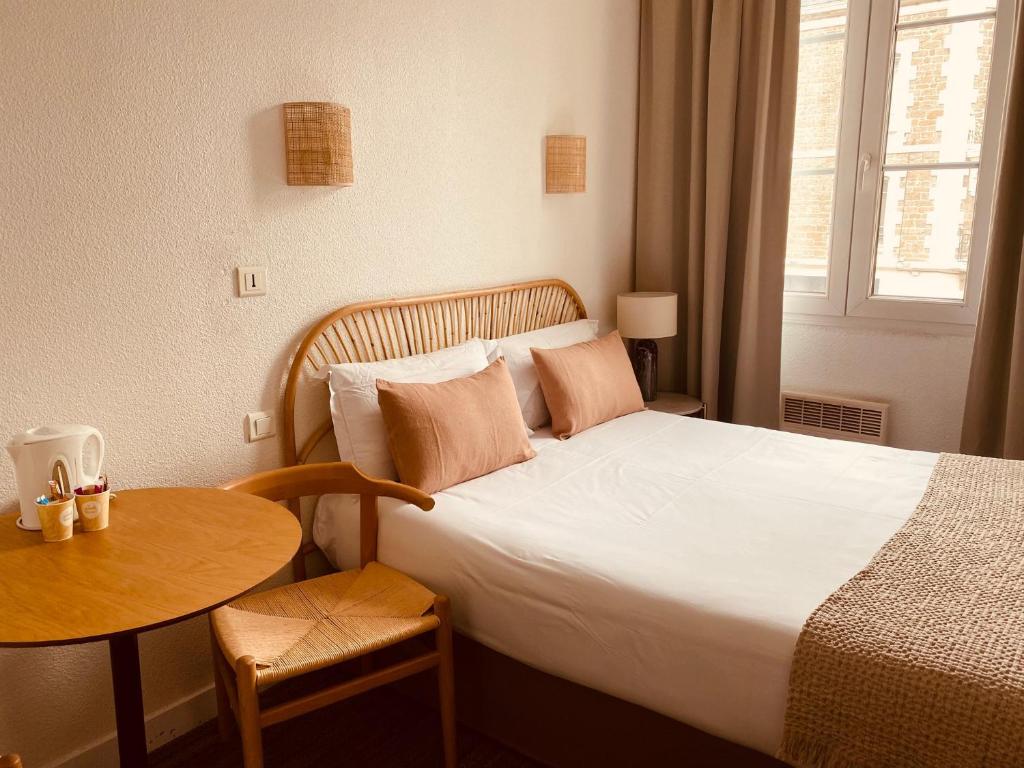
0, 488, 301, 767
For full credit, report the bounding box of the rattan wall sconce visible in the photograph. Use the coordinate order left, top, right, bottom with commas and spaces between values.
283, 102, 353, 186
545, 135, 586, 193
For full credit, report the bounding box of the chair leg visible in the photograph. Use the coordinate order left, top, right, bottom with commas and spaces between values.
236, 655, 264, 768
434, 595, 457, 768
210, 621, 234, 742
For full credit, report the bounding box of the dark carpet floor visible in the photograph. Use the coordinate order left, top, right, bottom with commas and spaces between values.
149, 683, 542, 768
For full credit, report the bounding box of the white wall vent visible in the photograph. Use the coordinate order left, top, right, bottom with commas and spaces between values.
780, 391, 889, 445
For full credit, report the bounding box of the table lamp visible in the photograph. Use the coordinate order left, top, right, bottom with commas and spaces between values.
617, 291, 678, 402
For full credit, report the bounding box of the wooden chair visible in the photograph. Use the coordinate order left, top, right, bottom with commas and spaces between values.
0, 755, 23, 768
209, 462, 456, 768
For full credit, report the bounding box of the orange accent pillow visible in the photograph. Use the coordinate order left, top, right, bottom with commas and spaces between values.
530, 330, 645, 439
376, 358, 536, 494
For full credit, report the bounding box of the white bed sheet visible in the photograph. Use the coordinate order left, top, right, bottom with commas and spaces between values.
313, 410, 937, 754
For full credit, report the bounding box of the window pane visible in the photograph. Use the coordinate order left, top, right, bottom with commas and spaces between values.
897, 0, 996, 25
786, 0, 848, 295
872, 167, 978, 300
884, 18, 995, 165
801, 0, 848, 31
786, 169, 835, 294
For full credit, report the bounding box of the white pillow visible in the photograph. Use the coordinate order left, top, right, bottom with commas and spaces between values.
490, 319, 600, 429
317, 339, 491, 479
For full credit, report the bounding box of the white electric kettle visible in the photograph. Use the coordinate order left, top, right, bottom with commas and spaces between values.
6, 425, 105, 530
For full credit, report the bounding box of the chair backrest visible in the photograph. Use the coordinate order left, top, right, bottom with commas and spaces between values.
222, 462, 434, 579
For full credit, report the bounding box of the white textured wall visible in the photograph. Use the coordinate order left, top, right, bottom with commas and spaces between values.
0, 1, 639, 764
781, 321, 974, 452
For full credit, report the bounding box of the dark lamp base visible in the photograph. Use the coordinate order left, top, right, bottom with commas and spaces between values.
629, 339, 658, 402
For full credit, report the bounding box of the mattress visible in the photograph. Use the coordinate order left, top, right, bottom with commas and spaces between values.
313, 409, 937, 754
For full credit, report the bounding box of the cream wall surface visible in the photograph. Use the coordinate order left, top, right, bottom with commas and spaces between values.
782, 322, 973, 452
0, 1, 639, 765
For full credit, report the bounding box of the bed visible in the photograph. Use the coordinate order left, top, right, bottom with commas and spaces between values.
313, 411, 936, 755
281, 279, 1024, 767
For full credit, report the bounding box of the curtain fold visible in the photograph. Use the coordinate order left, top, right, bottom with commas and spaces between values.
961, 7, 1024, 460
636, 0, 798, 427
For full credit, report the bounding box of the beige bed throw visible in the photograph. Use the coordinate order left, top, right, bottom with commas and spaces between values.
779, 453, 1024, 768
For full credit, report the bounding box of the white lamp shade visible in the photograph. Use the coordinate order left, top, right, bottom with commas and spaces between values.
617, 292, 677, 339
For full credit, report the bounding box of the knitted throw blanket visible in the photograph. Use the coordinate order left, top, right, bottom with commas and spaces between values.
778, 453, 1024, 768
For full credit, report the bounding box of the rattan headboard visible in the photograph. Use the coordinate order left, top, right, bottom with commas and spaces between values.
282, 278, 587, 470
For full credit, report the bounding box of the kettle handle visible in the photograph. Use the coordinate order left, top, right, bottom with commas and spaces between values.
84, 427, 106, 483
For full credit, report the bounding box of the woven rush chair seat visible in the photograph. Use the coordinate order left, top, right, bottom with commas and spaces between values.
212, 563, 440, 686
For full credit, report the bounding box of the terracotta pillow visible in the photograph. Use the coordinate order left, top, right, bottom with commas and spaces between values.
531, 330, 645, 439
376, 358, 536, 494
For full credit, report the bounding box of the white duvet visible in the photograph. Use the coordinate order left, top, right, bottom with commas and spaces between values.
313, 409, 937, 754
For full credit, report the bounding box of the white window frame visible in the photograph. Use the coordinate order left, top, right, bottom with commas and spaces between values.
784, 0, 1016, 326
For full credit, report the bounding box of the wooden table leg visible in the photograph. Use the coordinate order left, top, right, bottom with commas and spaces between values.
109, 633, 148, 767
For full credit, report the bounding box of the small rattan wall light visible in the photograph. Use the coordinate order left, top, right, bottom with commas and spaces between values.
545, 135, 586, 193
283, 102, 353, 186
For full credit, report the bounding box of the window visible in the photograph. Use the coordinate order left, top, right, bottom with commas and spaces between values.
784, 0, 1014, 323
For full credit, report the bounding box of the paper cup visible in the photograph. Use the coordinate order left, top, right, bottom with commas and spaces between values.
36, 497, 75, 542
75, 489, 110, 532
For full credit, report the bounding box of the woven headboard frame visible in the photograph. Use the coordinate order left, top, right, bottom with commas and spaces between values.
282, 278, 587, 470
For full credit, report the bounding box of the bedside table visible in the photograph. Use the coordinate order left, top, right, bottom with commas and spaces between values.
645, 392, 705, 418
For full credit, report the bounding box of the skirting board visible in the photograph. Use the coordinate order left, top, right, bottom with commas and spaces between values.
50, 685, 216, 768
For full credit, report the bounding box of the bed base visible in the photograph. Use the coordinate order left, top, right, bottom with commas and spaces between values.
399, 633, 786, 768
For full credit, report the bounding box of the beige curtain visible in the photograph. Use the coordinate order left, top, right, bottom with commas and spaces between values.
636, 0, 799, 426
961, 8, 1024, 459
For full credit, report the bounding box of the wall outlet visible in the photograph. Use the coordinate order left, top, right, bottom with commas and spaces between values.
237, 266, 267, 297
246, 411, 275, 442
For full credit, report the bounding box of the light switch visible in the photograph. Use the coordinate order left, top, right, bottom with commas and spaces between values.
237, 266, 267, 297
246, 411, 276, 442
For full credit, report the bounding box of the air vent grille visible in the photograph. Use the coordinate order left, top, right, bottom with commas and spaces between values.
780, 391, 889, 445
